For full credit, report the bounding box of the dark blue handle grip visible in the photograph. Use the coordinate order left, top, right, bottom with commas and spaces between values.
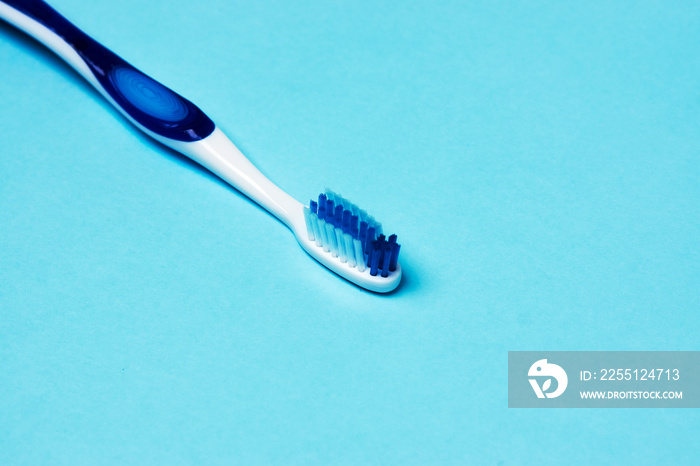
3, 0, 215, 142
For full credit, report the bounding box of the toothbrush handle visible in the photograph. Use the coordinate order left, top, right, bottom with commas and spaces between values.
0, 0, 215, 142
0, 0, 301, 226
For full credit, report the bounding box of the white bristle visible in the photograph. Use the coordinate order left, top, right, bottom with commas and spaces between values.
318, 218, 329, 252
325, 222, 337, 256
311, 215, 322, 247
353, 239, 366, 272
344, 234, 355, 267
303, 207, 315, 241
334, 228, 346, 262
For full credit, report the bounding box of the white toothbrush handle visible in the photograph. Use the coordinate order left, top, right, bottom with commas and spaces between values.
166, 130, 302, 227
0, 0, 301, 228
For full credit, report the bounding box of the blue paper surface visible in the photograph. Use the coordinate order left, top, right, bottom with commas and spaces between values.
1, 0, 698, 463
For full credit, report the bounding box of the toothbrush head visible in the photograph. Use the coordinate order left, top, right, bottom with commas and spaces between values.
297, 189, 402, 293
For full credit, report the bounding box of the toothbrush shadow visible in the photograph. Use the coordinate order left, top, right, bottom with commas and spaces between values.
392, 262, 416, 295
0, 21, 276, 223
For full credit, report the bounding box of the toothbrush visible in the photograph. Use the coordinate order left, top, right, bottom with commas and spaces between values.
0, 0, 402, 292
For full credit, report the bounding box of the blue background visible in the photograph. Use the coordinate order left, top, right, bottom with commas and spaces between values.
1, 0, 698, 463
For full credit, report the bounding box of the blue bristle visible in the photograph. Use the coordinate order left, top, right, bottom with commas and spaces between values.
369, 242, 381, 276
334, 205, 343, 228
387, 234, 399, 272
318, 193, 327, 208
350, 215, 359, 238
325, 189, 338, 204
341, 210, 350, 234
359, 209, 368, 223
310, 200, 318, 214
389, 243, 400, 271
342, 211, 351, 233
364, 226, 376, 257
381, 243, 392, 277
376, 234, 386, 265
359, 221, 368, 241
318, 204, 326, 220
325, 200, 334, 221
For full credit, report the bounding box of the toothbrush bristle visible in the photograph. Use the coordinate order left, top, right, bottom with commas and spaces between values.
302, 190, 401, 277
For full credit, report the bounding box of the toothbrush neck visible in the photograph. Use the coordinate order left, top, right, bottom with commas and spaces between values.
167, 128, 302, 227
